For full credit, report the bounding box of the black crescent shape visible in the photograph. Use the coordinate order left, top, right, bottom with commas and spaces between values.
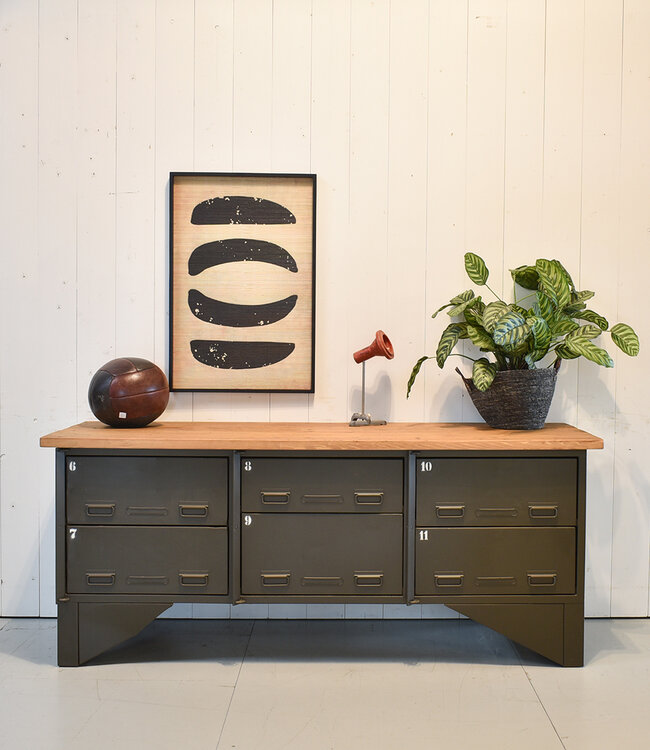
191, 196, 296, 225
190, 340, 295, 369
188, 239, 298, 275
188, 289, 298, 327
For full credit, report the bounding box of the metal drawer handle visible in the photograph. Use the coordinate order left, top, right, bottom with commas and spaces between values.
126, 506, 168, 516
476, 576, 516, 586
86, 572, 115, 586
476, 507, 518, 518
261, 492, 290, 504
435, 505, 465, 518
528, 573, 557, 587
261, 573, 290, 587
179, 573, 209, 586
126, 575, 169, 585
179, 504, 209, 518
301, 576, 344, 587
529, 505, 559, 519
434, 574, 464, 587
354, 573, 383, 587
302, 494, 343, 504
85, 503, 115, 517
355, 492, 384, 505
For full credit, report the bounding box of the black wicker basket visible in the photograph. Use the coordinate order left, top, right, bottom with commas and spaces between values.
456, 364, 559, 430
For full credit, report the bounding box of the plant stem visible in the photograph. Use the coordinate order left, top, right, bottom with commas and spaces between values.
485, 283, 504, 303
448, 353, 479, 363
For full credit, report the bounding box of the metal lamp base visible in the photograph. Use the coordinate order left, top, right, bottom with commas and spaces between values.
349, 412, 387, 427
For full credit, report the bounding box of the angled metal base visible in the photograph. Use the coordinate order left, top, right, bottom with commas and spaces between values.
447, 602, 584, 666
57, 601, 172, 666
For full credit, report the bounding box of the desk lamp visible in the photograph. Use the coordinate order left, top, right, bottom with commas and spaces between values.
349, 330, 394, 426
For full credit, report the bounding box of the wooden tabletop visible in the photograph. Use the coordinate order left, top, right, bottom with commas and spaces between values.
40, 421, 603, 451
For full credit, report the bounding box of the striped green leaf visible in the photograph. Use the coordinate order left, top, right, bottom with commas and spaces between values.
482, 301, 509, 333
472, 358, 498, 391
436, 323, 463, 368
431, 290, 474, 320
563, 337, 614, 367
464, 252, 489, 285
464, 306, 483, 327
610, 323, 640, 356
552, 259, 576, 292
525, 349, 547, 368
535, 291, 555, 325
492, 310, 531, 351
430, 302, 454, 320
406, 356, 431, 398
510, 265, 539, 290
555, 344, 580, 360
551, 317, 580, 336
536, 259, 572, 311
563, 302, 587, 317
575, 309, 609, 331
467, 325, 496, 351
566, 324, 602, 341
447, 295, 482, 318
526, 315, 551, 351
573, 289, 595, 303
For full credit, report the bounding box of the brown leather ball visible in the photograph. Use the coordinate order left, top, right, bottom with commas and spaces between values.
88, 357, 169, 427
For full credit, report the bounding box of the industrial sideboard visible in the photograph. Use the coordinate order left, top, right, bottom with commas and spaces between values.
40, 421, 603, 667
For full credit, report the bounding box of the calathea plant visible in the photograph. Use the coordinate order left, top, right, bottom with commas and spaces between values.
407, 253, 639, 395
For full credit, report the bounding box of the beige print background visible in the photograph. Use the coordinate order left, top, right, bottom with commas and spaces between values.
172, 175, 314, 390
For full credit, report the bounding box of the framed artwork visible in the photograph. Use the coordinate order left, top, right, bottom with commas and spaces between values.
169, 172, 316, 392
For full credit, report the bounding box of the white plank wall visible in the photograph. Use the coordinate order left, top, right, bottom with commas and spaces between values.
0, 0, 648, 620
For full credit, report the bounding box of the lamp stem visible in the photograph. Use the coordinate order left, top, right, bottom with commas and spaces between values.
361, 361, 366, 415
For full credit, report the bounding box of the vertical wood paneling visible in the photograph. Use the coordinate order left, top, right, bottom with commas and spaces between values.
612, 0, 650, 617
423, 1, 468, 420
0, 0, 40, 615
308, 0, 351, 422
542, 0, 584, 425
115, 0, 156, 360
36, 0, 79, 617
386, 0, 429, 422
154, 0, 194, 424
76, 0, 117, 421
578, 0, 623, 617
269, 0, 312, 423
2, 1, 650, 618
347, 0, 391, 422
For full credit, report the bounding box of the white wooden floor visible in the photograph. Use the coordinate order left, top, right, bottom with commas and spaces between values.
0, 617, 648, 749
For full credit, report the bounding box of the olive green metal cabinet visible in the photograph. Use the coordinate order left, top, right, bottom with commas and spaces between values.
40, 422, 602, 667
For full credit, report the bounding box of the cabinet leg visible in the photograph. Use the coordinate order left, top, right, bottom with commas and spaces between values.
447, 602, 584, 666
58, 602, 172, 666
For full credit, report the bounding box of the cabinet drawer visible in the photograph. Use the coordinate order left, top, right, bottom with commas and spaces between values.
241, 458, 403, 513
66, 456, 228, 525
66, 526, 228, 594
241, 513, 403, 595
416, 457, 576, 526
415, 527, 575, 595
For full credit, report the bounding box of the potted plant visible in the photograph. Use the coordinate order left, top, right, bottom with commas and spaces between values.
407, 253, 639, 429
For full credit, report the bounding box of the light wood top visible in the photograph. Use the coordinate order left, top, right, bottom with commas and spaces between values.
40, 421, 603, 451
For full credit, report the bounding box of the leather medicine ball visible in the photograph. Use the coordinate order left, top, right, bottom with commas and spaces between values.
88, 357, 169, 427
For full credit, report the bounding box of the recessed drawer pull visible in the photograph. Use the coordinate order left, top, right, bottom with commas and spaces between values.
86, 572, 115, 586
355, 492, 384, 505
126, 506, 168, 516
179, 504, 209, 518
476, 507, 518, 518
302, 494, 343, 504
261, 573, 291, 586
354, 573, 384, 587
301, 576, 344, 586
528, 573, 557, 586
529, 505, 559, 519
179, 573, 209, 586
434, 574, 464, 587
85, 503, 115, 517
126, 575, 168, 585
261, 492, 290, 504
476, 576, 517, 586
435, 505, 465, 518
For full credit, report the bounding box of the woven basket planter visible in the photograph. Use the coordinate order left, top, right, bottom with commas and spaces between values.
456, 364, 559, 430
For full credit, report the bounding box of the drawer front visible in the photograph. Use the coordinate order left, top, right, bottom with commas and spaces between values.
415, 527, 575, 595
241, 458, 403, 513
241, 513, 403, 595
67, 526, 228, 594
416, 457, 577, 526
66, 456, 228, 525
